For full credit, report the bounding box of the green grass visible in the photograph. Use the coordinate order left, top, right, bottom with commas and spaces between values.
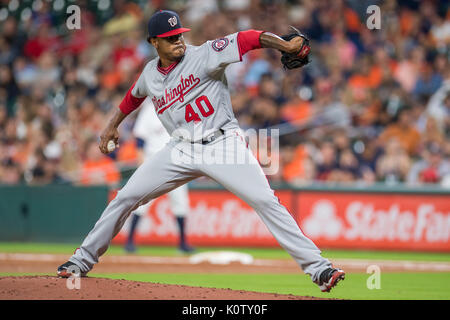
1, 242, 450, 262
2, 242, 450, 300
2, 272, 449, 300
91, 272, 450, 300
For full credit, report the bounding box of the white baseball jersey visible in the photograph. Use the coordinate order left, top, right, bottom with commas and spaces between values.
133, 98, 170, 157
131, 32, 241, 142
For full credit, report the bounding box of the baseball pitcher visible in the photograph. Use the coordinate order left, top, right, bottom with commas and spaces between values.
58, 10, 345, 292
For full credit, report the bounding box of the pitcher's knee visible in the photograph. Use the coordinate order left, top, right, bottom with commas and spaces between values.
250, 194, 278, 211
113, 190, 144, 211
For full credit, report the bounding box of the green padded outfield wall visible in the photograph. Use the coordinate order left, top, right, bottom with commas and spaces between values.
0, 185, 109, 243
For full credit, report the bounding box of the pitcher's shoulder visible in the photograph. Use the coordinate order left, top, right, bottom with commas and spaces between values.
138, 57, 159, 76
185, 43, 208, 56
144, 58, 159, 70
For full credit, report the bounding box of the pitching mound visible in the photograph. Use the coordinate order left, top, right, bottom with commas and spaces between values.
0, 276, 331, 300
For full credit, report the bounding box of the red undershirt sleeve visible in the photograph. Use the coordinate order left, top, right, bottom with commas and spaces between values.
237, 29, 264, 60
118, 82, 146, 115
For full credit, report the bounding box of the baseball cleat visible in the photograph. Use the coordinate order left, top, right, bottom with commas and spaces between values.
317, 268, 345, 292
124, 241, 137, 253
57, 261, 87, 278
178, 243, 196, 254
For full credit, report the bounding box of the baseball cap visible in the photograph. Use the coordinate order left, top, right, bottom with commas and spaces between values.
148, 10, 190, 38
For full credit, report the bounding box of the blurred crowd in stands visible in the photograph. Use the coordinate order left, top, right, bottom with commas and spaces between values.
0, 0, 449, 187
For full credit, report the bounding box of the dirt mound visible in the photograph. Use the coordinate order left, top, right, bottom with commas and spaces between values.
0, 276, 331, 300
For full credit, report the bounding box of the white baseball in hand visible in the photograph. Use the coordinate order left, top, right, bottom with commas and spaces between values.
107, 140, 116, 152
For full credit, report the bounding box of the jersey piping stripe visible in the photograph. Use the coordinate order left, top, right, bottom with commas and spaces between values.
157, 59, 180, 75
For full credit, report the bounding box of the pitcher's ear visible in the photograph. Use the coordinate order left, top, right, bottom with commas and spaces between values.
148, 36, 158, 48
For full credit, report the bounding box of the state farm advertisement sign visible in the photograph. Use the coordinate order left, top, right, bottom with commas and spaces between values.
112, 190, 449, 251
113, 191, 292, 247
297, 192, 450, 251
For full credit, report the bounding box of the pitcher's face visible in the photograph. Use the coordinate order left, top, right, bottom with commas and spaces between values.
151, 34, 186, 61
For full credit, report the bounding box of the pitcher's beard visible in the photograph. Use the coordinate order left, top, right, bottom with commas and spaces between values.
171, 45, 186, 60
173, 53, 184, 61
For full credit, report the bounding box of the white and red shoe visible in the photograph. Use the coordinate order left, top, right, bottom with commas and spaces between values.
57, 261, 87, 278
317, 268, 345, 292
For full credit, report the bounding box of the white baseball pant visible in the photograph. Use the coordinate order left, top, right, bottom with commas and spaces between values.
69, 130, 332, 282
132, 184, 189, 218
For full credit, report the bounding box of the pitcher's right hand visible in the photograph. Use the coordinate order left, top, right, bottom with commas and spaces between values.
99, 126, 119, 154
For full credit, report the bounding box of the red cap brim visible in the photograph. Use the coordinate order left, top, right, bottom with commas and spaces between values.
157, 28, 191, 38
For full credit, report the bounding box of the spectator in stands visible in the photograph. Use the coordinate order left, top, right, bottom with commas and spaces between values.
281, 144, 316, 185
331, 128, 351, 159
378, 107, 421, 156
310, 79, 351, 131
23, 23, 60, 61
1, 17, 26, 61
0, 104, 7, 131
248, 97, 283, 129
420, 115, 445, 149
258, 73, 287, 106
335, 148, 361, 183
407, 142, 450, 186
79, 137, 120, 186
427, 89, 450, 134
394, 46, 425, 93
0, 158, 22, 184
376, 138, 411, 184
356, 138, 383, 175
413, 62, 443, 99
26, 147, 67, 185
280, 92, 312, 126
316, 140, 338, 181
0, 0, 448, 188
0, 65, 20, 112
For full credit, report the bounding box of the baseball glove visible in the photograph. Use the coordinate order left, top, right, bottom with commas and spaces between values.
280, 26, 311, 70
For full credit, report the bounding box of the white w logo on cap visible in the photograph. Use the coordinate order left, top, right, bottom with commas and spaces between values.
168, 16, 177, 27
